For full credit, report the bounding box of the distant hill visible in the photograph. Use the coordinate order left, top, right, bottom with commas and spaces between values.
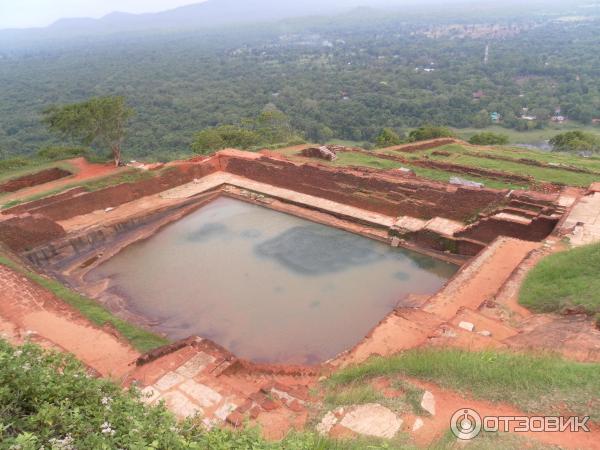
2, 0, 398, 36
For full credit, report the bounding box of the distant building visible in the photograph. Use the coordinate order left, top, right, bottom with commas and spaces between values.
490, 112, 501, 123
551, 115, 566, 123
473, 90, 485, 100
592, 118, 600, 125
521, 115, 537, 121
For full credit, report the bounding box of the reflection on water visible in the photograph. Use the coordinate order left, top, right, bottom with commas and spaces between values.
88, 197, 457, 364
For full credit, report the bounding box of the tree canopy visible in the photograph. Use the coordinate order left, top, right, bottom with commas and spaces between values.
42, 96, 134, 166
375, 128, 403, 147
191, 109, 303, 155
549, 131, 600, 154
191, 125, 261, 154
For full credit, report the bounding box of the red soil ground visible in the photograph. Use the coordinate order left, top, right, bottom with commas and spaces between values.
1, 157, 119, 203
0, 264, 139, 379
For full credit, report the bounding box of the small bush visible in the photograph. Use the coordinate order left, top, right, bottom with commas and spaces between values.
408, 125, 456, 142
468, 132, 509, 146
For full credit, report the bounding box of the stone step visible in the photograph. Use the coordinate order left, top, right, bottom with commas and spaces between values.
491, 212, 532, 225
423, 217, 464, 237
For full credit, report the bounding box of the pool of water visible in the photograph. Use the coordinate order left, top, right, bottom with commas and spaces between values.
88, 197, 457, 364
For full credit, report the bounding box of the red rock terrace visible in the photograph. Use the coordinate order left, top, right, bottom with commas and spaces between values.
0, 149, 581, 440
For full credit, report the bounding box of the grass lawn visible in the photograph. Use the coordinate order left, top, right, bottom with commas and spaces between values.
329, 151, 524, 190
453, 124, 600, 145
326, 348, 600, 420
520, 243, 600, 316
428, 145, 600, 187
0, 254, 169, 353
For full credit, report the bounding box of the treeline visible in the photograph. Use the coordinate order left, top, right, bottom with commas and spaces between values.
0, 12, 599, 160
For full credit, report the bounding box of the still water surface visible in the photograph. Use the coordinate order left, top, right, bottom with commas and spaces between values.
89, 197, 457, 364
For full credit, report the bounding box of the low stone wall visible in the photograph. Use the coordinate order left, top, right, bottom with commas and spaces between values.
20, 159, 220, 222
455, 215, 559, 244
219, 152, 507, 222
0, 151, 565, 259
0, 167, 72, 193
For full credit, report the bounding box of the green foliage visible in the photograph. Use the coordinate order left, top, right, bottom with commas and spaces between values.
549, 131, 600, 153
191, 125, 261, 154
520, 243, 600, 316
251, 105, 298, 145
36, 145, 89, 160
376, 128, 403, 147
3, 11, 599, 161
327, 348, 600, 420
468, 132, 509, 146
43, 96, 134, 165
0, 255, 168, 353
408, 126, 456, 142
0, 339, 401, 449
0, 157, 31, 173
192, 108, 302, 154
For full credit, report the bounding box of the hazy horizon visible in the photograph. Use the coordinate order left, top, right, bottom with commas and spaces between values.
0, 0, 206, 29
0, 0, 562, 30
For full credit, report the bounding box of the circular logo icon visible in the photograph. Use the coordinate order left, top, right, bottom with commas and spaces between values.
450, 408, 482, 440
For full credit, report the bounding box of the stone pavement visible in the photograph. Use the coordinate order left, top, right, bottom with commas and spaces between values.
561, 191, 600, 246
128, 339, 314, 439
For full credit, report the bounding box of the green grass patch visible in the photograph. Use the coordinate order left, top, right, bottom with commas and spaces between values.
454, 124, 600, 145
328, 151, 522, 190
0, 254, 168, 353
428, 145, 599, 187
327, 348, 600, 420
520, 243, 600, 315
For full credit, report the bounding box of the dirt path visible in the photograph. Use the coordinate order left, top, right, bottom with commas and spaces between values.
405, 379, 599, 449
1, 157, 119, 203
0, 264, 139, 379
424, 238, 540, 319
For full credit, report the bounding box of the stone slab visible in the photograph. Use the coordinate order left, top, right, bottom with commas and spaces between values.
339, 404, 402, 439
175, 352, 216, 378
179, 380, 223, 408
154, 371, 186, 391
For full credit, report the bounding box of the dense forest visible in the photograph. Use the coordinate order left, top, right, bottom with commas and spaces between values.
0, 4, 599, 160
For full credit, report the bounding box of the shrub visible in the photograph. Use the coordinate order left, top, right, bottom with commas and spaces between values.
191, 125, 261, 154
408, 125, 456, 142
375, 128, 403, 147
468, 132, 509, 146
0, 339, 378, 449
549, 131, 600, 153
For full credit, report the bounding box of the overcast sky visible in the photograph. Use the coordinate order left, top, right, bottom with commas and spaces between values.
0, 0, 205, 29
